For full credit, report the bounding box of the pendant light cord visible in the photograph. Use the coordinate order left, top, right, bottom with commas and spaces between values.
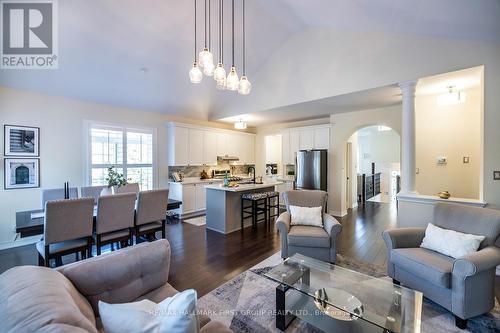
194, 0, 197, 62
231, 0, 234, 67
221, 0, 224, 64
242, 0, 245, 75
218, 0, 222, 63
204, 0, 207, 48
208, 0, 211, 51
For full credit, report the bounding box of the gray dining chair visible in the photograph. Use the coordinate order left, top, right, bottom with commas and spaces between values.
36, 198, 94, 267
135, 189, 169, 242
114, 183, 140, 195
95, 193, 137, 255
41, 187, 78, 208
80, 185, 107, 203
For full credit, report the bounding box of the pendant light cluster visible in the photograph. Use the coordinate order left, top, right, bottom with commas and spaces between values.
189, 0, 251, 95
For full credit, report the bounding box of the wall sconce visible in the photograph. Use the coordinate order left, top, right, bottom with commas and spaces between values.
437, 86, 466, 106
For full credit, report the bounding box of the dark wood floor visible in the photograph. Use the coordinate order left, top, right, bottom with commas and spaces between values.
1, 201, 498, 301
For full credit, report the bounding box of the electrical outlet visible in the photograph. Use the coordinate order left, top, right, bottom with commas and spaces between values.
494, 171, 500, 180
463, 156, 469, 164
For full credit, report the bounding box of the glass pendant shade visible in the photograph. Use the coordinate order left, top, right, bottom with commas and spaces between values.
226, 67, 239, 91
216, 77, 226, 90
213, 63, 226, 81
238, 75, 251, 95
198, 48, 213, 68
189, 62, 203, 83
203, 61, 215, 76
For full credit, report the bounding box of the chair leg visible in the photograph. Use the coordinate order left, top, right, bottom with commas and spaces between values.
241, 199, 244, 232
87, 237, 93, 258
252, 201, 257, 229
55, 256, 63, 267
38, 253, 44, 266
44, 246, 50, 268
80, 250, 85, 260
96, 235, 102, 256
161, 220, 166, 239
135, 227, 141, 244
455, 316, 467, 329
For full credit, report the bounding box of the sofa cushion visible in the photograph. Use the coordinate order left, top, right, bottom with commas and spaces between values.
420, 223, 485, 258
290, 205, 323, 227
98, 289, 199, 333
390, 248, 454, 288
288, 226, 330, 248
0, 266, 97, 333
58, 239, 170, 316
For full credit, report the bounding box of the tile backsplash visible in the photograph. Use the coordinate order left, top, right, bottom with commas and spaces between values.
168, 161, 254, 180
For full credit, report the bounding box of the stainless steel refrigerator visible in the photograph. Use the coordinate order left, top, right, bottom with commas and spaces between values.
295, 150, 328, 191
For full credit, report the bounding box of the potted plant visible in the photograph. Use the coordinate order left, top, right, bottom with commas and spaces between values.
100, 166, 129, 196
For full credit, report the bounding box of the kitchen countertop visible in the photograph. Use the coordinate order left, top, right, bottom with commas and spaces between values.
169, 178, 223, 185
205, 181, 283, 192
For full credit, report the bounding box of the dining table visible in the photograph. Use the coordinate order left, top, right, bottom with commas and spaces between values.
15, 198, 182, 238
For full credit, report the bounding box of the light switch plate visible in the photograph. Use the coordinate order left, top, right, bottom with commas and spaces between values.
463, 156, 469, 164
436, 157, 447, 165
494, 171, 500, 180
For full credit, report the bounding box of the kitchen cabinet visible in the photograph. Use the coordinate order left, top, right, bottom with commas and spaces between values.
168, 126, 189, 166
188, 129, 204, 165
203, 131, 218, 165
281, 130, 291, 165
169, 179, 222, 216
167, 123, 255, 167
299, 130, 314, 150
289, 130, 300, 162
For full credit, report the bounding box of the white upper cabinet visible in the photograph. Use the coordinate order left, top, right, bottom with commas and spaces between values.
314, 127, 330, 149
216, 132, 227, 156
168, 125, 189, 166
167, 123, 255, 167
188, 129, 204, 165
289, 130, 300, 162
281, 125, 331, 165
203, 131, 218, 165
281, 130, 292, 165
299, 130, 314, 150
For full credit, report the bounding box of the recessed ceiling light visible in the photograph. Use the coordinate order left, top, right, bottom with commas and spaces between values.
140, 67, 148, 73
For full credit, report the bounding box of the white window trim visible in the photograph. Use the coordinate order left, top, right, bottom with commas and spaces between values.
83, 120, 158, 189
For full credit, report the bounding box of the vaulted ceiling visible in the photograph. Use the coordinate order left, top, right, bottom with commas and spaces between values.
1, 0, 499, 124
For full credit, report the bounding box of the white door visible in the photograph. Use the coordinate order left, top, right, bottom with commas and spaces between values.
299, 130, 314, 150
174, 126, 189, 166
203, 131, 218, 165
182, 184, 196, 214
195, 184, 206, 211
188, 129, 204, 165
289, 131, 300, 163
314, 127, 330, 149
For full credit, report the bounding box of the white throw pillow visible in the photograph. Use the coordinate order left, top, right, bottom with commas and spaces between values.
98, 289, 199, 333
420, 223, 485, 258
289, 205, 323, 227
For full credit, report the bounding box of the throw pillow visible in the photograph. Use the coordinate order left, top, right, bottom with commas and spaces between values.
99, 289, 199, 333
289, 205, 323, 227
420, 223, 485, 258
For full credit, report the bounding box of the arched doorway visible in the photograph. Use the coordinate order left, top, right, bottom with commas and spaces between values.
346, 125, 400, 207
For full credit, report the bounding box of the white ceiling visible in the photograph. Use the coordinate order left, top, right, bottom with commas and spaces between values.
0, 0, 498, 123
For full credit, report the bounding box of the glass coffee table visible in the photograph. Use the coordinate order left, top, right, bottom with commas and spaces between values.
265, 254, 423, 333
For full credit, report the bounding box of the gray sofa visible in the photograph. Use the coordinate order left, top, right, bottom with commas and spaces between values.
276, 190, 342, 263
383, 202, 500, 329
0, 240, 232, 333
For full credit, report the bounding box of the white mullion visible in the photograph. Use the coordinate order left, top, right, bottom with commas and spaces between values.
123, 127, 128, 179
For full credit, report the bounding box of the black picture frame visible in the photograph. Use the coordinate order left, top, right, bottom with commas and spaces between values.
4, 158, 40, 190
4, 125, 40, 157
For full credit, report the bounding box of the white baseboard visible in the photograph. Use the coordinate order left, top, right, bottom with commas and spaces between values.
329, 210, 348, 218
0, 235, 41, 251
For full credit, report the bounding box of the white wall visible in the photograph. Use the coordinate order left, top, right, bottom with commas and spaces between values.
357, 127, 400, 174
0, 86, 248, 245
415, 86, 481, 199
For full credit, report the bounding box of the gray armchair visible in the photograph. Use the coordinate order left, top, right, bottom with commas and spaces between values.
276, 190, 342, 263
383, 202, 500, 329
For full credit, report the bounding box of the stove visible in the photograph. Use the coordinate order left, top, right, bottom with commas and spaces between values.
212, 170, 245, 183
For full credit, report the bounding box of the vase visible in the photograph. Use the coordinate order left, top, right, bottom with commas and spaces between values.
100, 187, 114, 196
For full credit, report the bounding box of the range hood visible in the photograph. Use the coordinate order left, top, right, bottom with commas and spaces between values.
217, 155, 240, 161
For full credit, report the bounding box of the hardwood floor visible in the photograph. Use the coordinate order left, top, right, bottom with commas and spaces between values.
1, 201, 498, 301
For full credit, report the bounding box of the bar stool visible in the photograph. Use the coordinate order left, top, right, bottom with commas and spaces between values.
241, 192, 268, 230
265, 191, 280, 223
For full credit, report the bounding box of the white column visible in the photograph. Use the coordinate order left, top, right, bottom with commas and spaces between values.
399, 80, 418, 194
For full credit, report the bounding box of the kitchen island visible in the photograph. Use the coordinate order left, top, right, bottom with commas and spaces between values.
205, 182, 283, 234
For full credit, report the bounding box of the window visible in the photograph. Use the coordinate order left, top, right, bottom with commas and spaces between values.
87, 123, 155, 190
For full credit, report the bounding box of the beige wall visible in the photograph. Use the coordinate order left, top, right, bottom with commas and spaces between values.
415, 86, 481, 199
0, 86, 250, 246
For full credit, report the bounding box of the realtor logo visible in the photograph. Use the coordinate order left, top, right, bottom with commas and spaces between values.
1, 0, 58, 69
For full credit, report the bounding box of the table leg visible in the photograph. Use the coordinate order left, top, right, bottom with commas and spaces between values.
276, 284, 295, 331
